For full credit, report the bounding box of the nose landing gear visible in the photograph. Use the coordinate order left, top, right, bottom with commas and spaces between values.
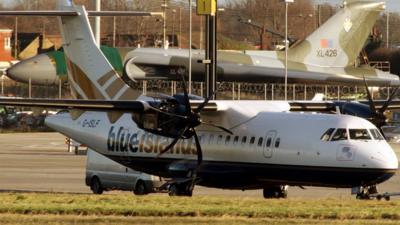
355, 186, 378, 200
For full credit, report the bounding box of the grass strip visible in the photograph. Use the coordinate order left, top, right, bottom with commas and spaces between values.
0, 193, 399, 220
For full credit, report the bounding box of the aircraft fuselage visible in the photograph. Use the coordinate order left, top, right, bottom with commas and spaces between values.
45, 101, 398, 190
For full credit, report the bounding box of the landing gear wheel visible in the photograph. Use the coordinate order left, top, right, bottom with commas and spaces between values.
168, 183, 193, 197
356, 193, 370, 200
90, 177, 103, 195
356, 186, 377, 200
263, 185, 288, 199
168, 183, 180, 196
182, 186, 193, 197
133, 180, 147, 195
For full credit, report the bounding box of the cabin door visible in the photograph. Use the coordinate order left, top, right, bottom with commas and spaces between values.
263, 130, 277, 158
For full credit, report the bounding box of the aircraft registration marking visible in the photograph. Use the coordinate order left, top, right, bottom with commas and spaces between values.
80, 119, 101, 128
317, 49, 338, 58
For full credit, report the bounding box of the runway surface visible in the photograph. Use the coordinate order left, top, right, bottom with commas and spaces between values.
0, 132, 399, 198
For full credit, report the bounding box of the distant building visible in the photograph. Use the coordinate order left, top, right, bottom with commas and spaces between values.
0, 29, 16, 75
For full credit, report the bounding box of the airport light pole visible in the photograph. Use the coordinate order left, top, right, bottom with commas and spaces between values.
189, 0, 193, 94
162, 0, 167, 48
172, 9, 176, 47
284, 0, 294, 101
95, 0, 101, 46
387, 12, 390, 48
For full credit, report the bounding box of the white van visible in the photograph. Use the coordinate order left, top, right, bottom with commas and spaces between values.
85, 149, 165, 195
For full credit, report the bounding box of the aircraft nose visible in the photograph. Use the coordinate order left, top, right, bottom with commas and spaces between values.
6, 54, 58, 84
383, 145, 399, 170
371, 143, 399, 170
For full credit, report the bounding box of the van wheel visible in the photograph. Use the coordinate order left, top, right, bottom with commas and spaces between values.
90, 177, 103, 194
133, 180, 147, 195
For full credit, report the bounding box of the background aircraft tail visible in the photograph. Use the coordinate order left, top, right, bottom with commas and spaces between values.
56, 0, 139, 100
289, 0, 385, 68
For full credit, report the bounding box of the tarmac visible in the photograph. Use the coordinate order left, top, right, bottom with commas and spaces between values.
0, 132, 399, 199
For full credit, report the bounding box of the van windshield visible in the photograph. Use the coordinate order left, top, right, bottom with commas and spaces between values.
349, 129, 371, 140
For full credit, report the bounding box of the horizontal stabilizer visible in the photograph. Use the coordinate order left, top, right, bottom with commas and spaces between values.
0, 11, 163, 17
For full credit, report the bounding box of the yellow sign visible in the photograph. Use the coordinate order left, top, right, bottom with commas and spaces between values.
197, 0, 217, 16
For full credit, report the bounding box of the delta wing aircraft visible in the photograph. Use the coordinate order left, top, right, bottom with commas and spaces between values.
4, 0, 400, 87
0, 0, 398, 199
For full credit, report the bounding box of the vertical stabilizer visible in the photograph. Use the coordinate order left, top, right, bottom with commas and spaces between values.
57, 0, 139, 100
289, 1, 385, 67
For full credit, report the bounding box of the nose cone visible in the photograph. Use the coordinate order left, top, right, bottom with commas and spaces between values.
6, 54, 60, 85
383, 144, 399, 170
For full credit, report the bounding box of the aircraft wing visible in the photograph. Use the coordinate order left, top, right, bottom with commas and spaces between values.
0, 98, 146, 112
0, 11, 162, 17
358, 100, 400, 110
0, 98, 218, 112
289, 100, 400, 112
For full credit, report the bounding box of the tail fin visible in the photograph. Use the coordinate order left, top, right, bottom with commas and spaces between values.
56, 0, 139, 100
288, 0, 385, 68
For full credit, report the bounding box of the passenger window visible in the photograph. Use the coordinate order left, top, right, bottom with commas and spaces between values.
320, 128, 335, 141
266, 137, 272, 147
258, 137, 263, 146
217, 135, 223, 144
225, 135, 231, 144
275, 138, 281, 148
331, 129, 348, 141
209, 134, 214, 144
349, 129, 371, 140
242, 136, 247, 144
233, 136, 239, 145
250, 137, 255, 145
369, 129, 384, 140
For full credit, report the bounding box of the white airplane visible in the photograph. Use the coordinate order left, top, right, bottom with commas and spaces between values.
0, 0, 398, 199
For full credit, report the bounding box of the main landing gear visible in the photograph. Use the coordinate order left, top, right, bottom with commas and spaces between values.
263, 185, 288, 199
168, 182, 193, 197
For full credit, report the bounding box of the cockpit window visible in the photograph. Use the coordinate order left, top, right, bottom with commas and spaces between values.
349, 129, 371, 140
331, 129, 348, 141
320, 128, 335, 141
370, 129, 384, 140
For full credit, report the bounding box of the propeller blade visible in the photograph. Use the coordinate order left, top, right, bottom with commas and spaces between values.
157, 126, 189, 157
194, 90, 218, 114
379, 87, 399, 114
195, 83, 224, 114
179, 73, 192, 116
201, 121, 233, 135
193, 130, 203, 166
363, 76, 377, 113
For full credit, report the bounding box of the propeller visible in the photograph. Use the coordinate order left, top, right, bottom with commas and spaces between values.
150, 74, 232, 168
362, 76, 398, 133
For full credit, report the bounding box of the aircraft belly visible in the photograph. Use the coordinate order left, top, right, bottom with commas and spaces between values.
104, 155, 395, 189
